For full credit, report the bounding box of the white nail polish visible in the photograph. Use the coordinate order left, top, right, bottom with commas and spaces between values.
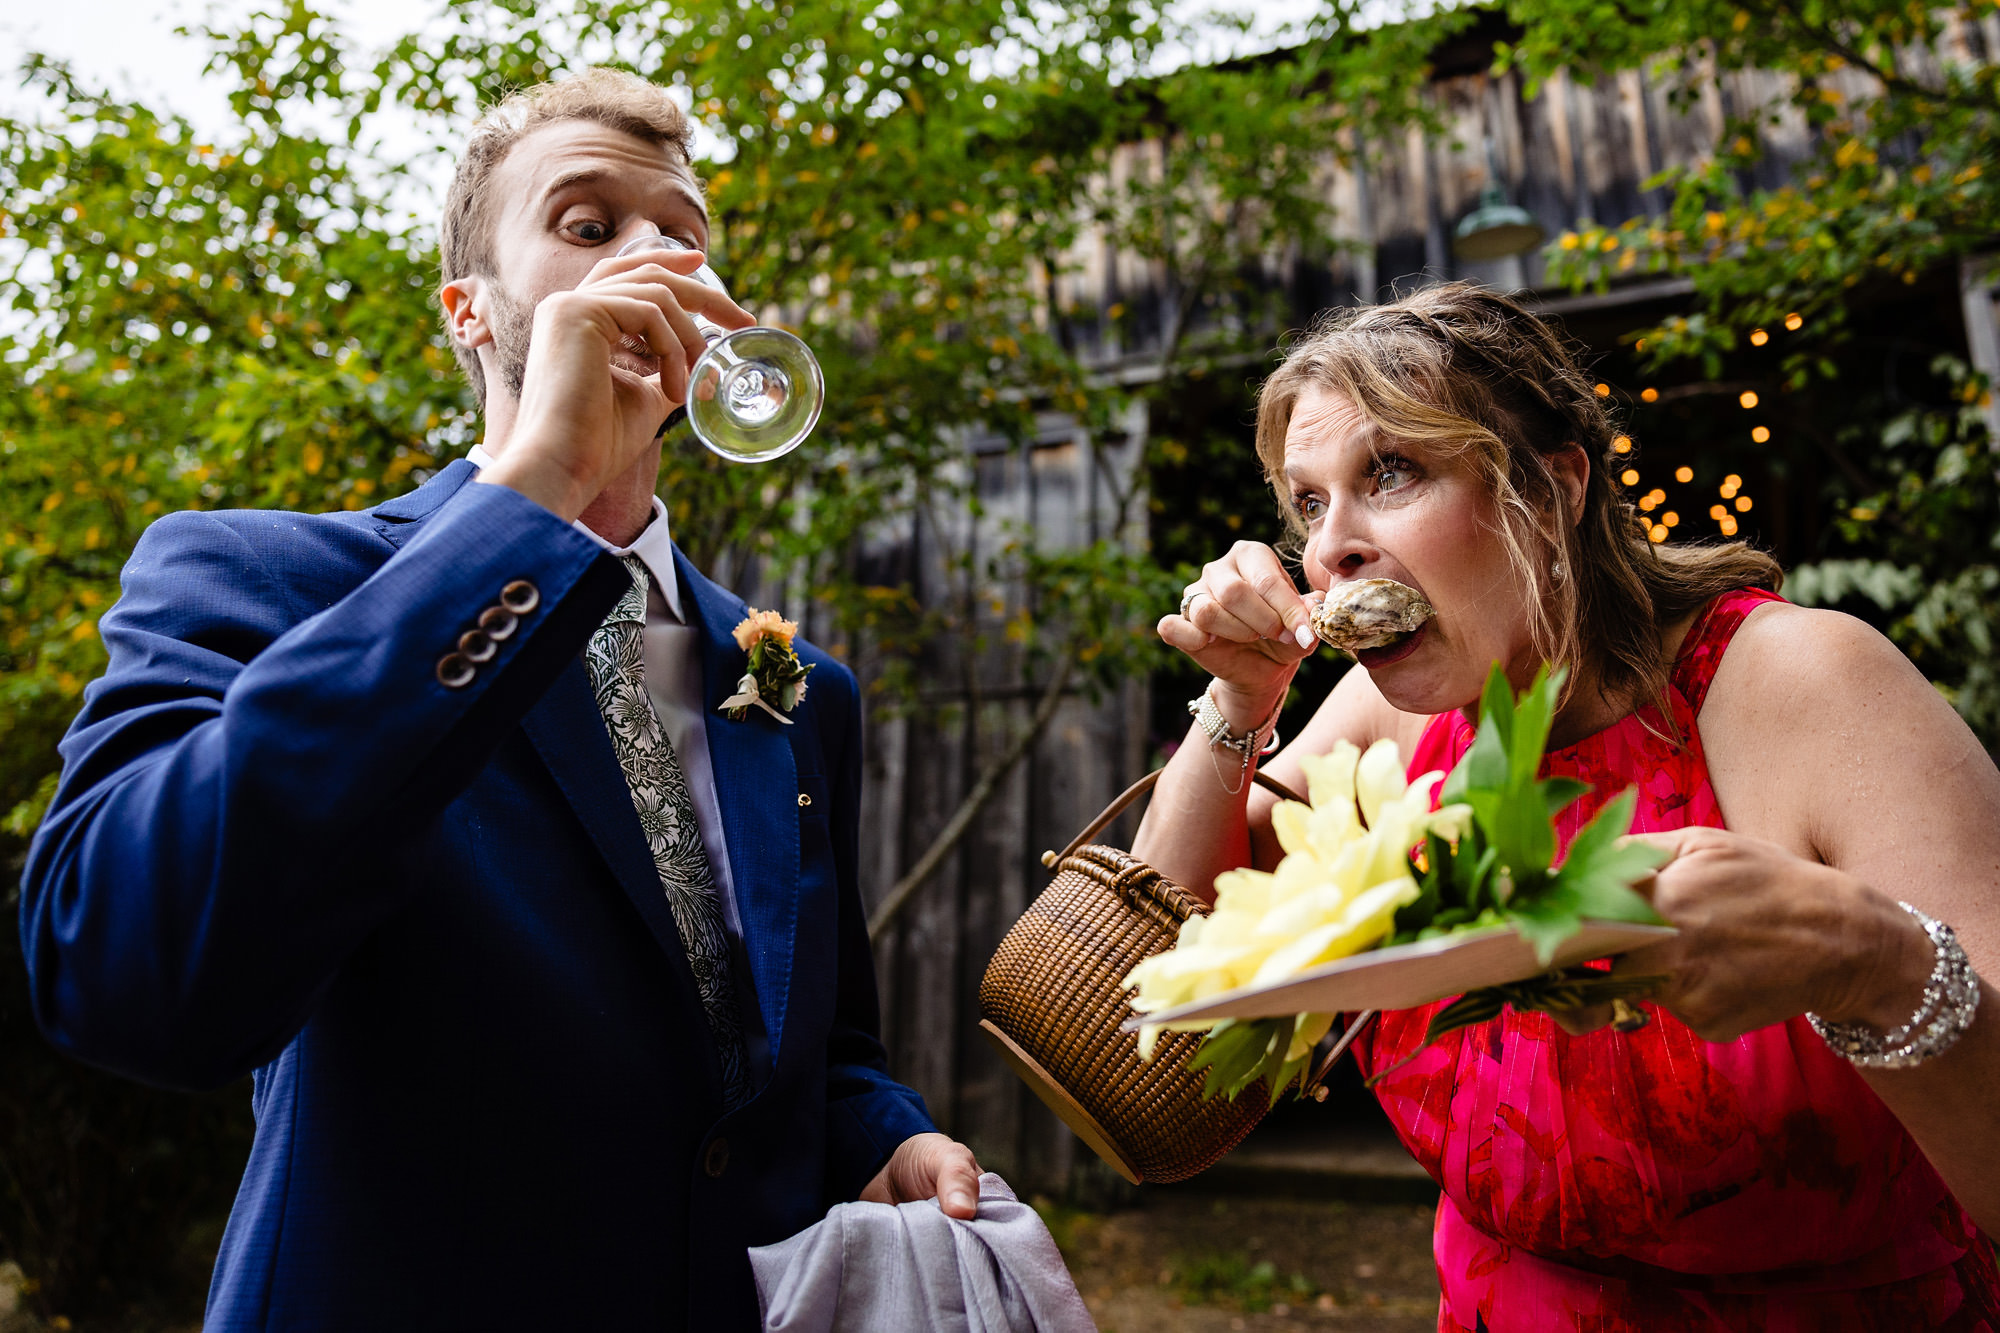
1295, 624, 1316, 650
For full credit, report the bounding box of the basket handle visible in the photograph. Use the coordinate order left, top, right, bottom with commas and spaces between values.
1040, 767, 1304, 869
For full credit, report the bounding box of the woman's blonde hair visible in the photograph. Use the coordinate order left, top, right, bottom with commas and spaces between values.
1254, 282, 1781, 717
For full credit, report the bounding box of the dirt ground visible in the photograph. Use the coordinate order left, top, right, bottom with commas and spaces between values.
0, 1179, 1441, 1333
1042, 1190, 1442, 1332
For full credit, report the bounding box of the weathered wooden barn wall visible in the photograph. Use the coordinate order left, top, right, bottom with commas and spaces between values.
850, 16, 2000, 1192
842, 409, 1153, 1194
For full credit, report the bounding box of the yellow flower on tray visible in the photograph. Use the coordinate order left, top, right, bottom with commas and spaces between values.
1123, 665, 1666, 1105
1124, 738, 1469, 1062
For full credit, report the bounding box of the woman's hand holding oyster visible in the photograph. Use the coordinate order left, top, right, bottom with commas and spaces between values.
1163, 553, 1437, 747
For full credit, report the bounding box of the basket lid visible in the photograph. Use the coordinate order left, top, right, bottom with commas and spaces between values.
977, 1019, 1142, 1185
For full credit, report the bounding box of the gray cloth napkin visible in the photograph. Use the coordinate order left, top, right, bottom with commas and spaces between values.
747, 1172, 1096, 1333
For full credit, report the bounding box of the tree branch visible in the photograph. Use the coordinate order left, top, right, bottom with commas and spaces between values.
866, 649, 1075, 942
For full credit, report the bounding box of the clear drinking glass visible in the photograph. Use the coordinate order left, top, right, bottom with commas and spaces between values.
615, 233, 824, 463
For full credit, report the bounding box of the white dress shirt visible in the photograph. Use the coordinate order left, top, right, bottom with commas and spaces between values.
465, 446, 744, 944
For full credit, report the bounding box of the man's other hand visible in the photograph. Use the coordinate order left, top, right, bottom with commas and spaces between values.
859, 1132, 983, 1220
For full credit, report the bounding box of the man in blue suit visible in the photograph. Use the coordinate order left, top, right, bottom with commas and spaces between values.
20, 67, 980, 1329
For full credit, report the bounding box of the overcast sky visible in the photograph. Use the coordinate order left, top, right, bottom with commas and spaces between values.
0, 0, 1331, 130
0, 0, 1332, 240
0, 1, 418, 127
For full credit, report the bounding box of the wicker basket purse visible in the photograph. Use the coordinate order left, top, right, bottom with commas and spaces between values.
977, 769, 1303, 1184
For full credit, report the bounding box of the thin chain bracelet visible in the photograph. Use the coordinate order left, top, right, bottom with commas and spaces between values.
1808, 902, 1981, 1071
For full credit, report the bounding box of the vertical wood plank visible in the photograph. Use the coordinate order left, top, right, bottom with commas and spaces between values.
892, 689, 966, 1130
953, 693, 1031, 1177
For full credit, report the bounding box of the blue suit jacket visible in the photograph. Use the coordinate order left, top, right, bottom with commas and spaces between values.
19, 460, 934, 1330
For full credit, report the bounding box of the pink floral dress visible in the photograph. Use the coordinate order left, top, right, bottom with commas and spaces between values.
1353, 589, 2000, 1330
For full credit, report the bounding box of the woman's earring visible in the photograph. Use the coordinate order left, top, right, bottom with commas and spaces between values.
1551, 560, 1568, 586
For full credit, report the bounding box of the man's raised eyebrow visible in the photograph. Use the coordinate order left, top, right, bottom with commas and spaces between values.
540, 167, 614, 202
539, 167, 710, 221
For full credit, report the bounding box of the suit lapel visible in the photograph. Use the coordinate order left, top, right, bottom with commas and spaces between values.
675, 547, 800, 1070
517, 663, 723, 1089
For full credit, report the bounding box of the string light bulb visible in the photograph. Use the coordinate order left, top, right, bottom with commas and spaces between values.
1663, 511, 1680, 527
1675, 466, 1693, 482
1710, 504, 1727, 520
1735, 495, 1753, 512
1650, 524, 1669, 542
1721, 516, 1739, 535
1621, 468, 1640, 486
1784, 312, 1804, 331
1739, 390, 1759, 409
1641, 387, 1659, 403
1750, 329, 1769, 346
1612, 435, 1633, 453
1595, 383, 1612, 398
1751, 425, 1771, 443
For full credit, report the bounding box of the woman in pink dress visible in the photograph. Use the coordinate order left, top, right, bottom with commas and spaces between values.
1132, 283, 2000, 1328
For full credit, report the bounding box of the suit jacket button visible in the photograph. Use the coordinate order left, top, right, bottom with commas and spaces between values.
500, 580, 540, 614
436, 653, 476, 689
704, 1138, 730, 1178
477, 606, 519, 641
457, 629, 497, 663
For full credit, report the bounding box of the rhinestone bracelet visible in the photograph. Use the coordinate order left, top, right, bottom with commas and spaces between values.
1808, 903, 1981, 1071
1187, 682, 1282, 795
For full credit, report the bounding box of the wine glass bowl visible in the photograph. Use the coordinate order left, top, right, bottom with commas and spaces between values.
614, 233, 824, 463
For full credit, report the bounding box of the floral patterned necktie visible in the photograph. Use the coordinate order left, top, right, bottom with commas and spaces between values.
585, 555, 750, 1109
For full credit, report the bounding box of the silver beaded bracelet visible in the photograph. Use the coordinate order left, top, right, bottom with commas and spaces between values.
1187, 682, 1281, 795
1808, 902, 1981, 1071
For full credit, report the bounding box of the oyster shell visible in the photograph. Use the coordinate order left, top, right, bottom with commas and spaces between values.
1309, 579, 1434, 652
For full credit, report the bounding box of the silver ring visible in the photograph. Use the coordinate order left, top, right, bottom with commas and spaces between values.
1179, 586, 1207, 619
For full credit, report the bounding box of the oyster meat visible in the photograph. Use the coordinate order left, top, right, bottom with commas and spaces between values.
1309, 578, 1434, 653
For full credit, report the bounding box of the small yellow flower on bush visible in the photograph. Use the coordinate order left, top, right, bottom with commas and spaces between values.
1124, 739, 1470, 1065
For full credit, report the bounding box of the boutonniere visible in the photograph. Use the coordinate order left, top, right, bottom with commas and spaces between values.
720, 608, 814, 725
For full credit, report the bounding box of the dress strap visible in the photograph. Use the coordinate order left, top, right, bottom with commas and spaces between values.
1669, 586, 1786, 715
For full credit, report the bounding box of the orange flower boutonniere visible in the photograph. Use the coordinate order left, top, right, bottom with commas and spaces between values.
720, 608, 814, 724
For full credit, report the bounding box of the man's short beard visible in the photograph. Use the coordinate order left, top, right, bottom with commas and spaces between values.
487, 281, 535, 402
483, 280, 678, 438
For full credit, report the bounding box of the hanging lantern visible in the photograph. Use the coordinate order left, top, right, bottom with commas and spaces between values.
1454, 186, 1547, 260
1453, 139, 1547, 261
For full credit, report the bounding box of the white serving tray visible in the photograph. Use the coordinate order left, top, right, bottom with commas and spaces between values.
1124, 920, 1678, 1028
